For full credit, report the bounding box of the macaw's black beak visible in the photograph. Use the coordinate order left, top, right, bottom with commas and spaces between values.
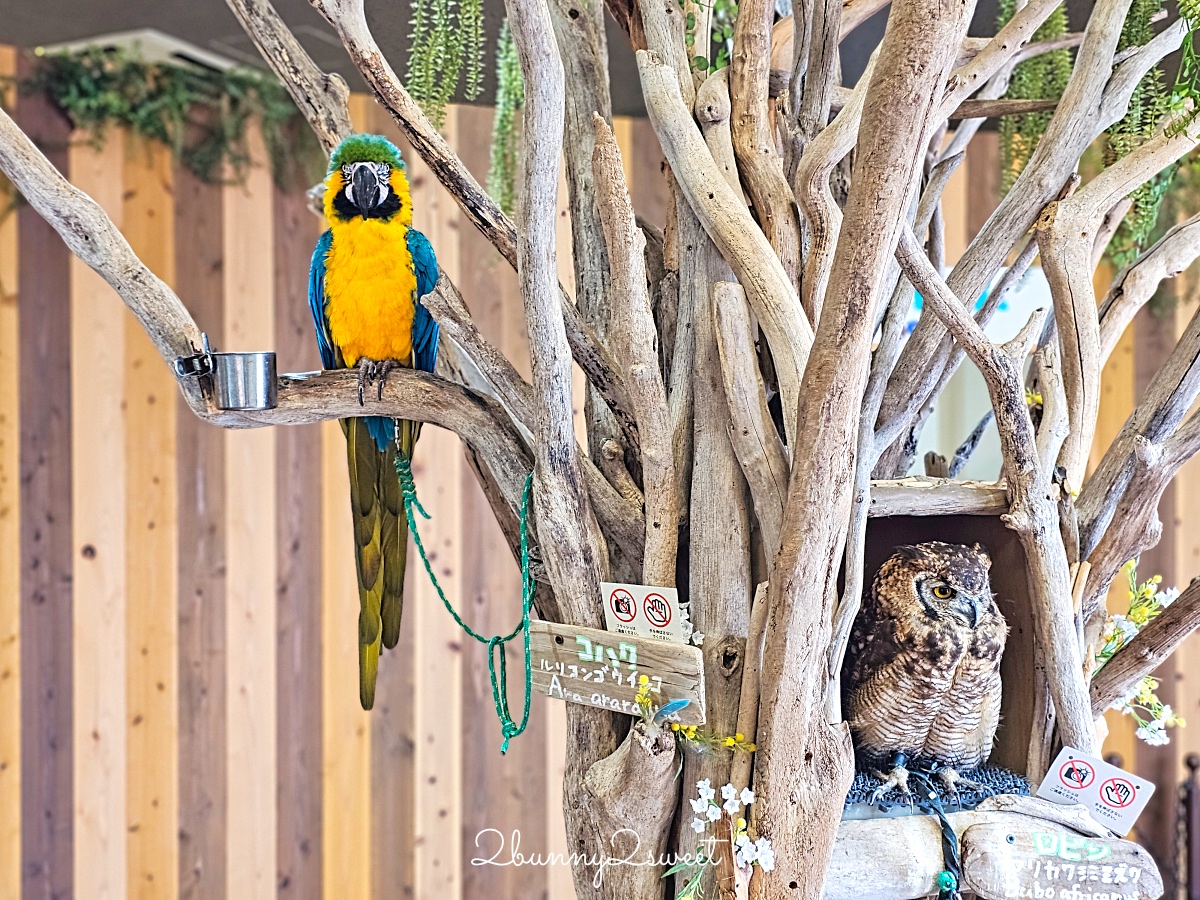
351, 165, 381, 217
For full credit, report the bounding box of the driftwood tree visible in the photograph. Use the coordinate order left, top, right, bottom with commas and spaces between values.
6, 0, 1200, 894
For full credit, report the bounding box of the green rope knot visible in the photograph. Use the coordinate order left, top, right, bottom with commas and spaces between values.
396, 453, 534, 754
936, 871, 957, 892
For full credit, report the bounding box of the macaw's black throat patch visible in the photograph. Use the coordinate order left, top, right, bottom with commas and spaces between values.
332, 188, 403, 222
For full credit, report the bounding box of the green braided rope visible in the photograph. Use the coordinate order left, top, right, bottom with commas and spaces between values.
396, 455, 535, 753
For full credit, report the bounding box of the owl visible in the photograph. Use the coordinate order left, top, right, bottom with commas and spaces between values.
841, 541, 1007, 799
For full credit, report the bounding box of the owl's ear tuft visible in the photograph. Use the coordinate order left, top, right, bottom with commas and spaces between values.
893, 544, 923, 561
972, 542, 992, 567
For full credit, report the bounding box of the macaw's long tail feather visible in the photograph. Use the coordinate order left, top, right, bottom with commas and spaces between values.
380, 418, 416, 650
344, 415, 417, 710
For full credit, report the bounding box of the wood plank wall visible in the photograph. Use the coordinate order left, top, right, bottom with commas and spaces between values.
0, 57, 672, 898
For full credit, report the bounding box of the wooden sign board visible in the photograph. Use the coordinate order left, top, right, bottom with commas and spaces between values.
528, 621, 706, 725
962, 822, 1163, 900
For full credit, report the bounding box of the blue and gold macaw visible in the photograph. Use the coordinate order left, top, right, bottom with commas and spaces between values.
308, 134, 440, 710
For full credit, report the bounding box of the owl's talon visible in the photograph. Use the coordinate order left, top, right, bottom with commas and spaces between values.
869, 765, 912, 807
937, 768, 992, 800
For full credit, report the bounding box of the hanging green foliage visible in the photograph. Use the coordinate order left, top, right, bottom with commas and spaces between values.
997, 1, 1073, 193
18, 46, 322, 189
487, 19, 523, 216
406, 0, 485, 128
688, 0, 739, 74
1104, 0, 1174, 268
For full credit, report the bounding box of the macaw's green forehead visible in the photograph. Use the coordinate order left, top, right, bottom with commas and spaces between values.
328, 134, 405, 173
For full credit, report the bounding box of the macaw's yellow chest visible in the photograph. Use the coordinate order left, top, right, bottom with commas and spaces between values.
324, 219, 418, 368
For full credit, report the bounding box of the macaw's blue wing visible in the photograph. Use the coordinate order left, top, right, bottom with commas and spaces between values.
308, 229, 339, 370
407, 227, 441, 374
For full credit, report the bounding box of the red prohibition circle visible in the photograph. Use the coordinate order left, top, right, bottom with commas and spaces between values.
1100, 777, 1136, 809
643, 592, 672, 628
609, 588, 636, 623
1058, 758, 1095, 790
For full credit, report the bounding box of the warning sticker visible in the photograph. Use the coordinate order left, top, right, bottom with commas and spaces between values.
1037, 746, 1154, 836
600, 582, 687, 644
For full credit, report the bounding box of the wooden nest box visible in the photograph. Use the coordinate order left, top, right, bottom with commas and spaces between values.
867, 476, 1033, 776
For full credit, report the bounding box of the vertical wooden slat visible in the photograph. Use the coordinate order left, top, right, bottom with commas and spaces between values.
123, 135, 180, 900
320, 417, 372, 900
323, 92, 373, 900
16, 51, 74, 900
455, 104, 549, 900
630, 118, 668, 231
274, 179, 324, 900
175, 156, 227, 900
223, 125, 278, 900
0, 44, 23, 900
965, 131, 1001, 244
70, 132, 128, 900
408, 105, 464, 900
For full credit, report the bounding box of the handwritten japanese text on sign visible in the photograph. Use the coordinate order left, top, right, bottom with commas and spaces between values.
528, 621, 706, 725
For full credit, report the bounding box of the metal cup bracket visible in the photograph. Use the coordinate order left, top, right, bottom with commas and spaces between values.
174, 332, 278, 411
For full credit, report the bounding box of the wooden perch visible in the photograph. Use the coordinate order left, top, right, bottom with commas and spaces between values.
1091, 578, 1200, 715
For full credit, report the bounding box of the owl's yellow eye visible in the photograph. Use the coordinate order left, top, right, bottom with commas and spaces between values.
931, 584, 955, 600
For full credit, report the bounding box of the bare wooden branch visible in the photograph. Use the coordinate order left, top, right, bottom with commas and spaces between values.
731, 583, 769, 792
695, 69, 746, 199
1091, 578, 1200, 715
593, 115, 679, 586
1099, 211, 1200, 364
795, 51, 877, 324
638, 49, 813, 449
1091, 197, 1133, 271
714, 283, 789, 562
1038, 116, 1200, 487
895, 223, 1096, 756
731, 0, 803, 286
224, 0, 353, 154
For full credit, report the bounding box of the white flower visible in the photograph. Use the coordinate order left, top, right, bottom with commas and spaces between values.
691, 631, 705, 647
734, 834, 758, 867
740, 787, 755, 806
754, 838, 776, 872
691, 817, 707, 834
722, 783, 738, 800
1117, 617, 1139, 640
1137, 722, 1170, 746
690, 796, 709, 814
1115, 686, 1139, 710
1101, 618, 1118, 642
1161, 704, 1175, 722
696, 779, 715, 802
705, 803, 722, 822
724, 796, 741, 815
1158, 586, 1180, 608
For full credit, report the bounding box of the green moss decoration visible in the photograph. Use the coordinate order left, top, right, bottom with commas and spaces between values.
487, 19, 523, 216
406, 0, 485, 128
998, 1, 1073, 193
19, 46, 322, 189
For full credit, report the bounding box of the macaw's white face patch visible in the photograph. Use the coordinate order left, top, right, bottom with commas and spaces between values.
341, 162, 392, 207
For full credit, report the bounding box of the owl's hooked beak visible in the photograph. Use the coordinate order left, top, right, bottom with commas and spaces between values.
953, 594, 983, 628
